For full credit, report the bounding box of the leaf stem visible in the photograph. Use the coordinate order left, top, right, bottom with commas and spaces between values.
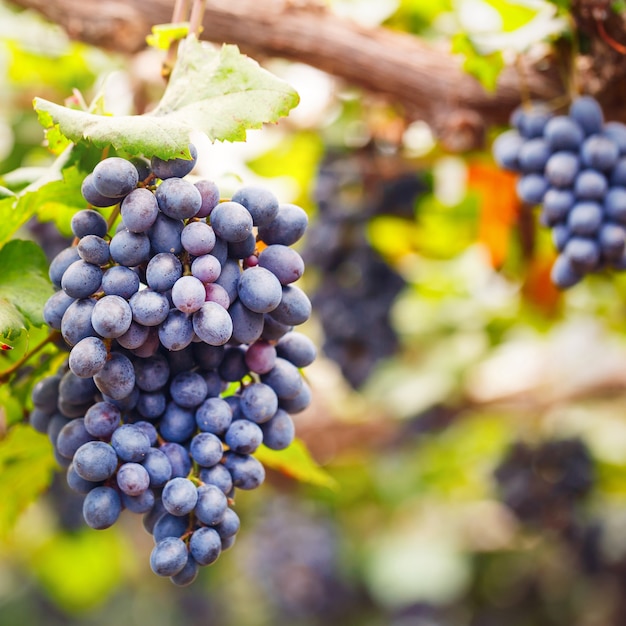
163, 0, 191, 79
189, 0, 207, 37
0, 331, 60, 385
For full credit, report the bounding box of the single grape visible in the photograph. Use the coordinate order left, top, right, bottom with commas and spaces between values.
171, 275, 207, 314
117, 462, 151, 496
158, 309, 195, 351
237, 266, 283, 313
84, 401, 121, 438
181, 221, 216, 256
76, 234, 110, 266
142, 448, 173, 487
151, 144, 198, 180
92, 157, 139, 198
193, 301, 233, 346
101, 265, 140, 299
195, 397, 233, 435
518, 138, 551, 173
581, 135, 619, 171
268, 285, 312, 326
570, 96, 604, 135
150, 537, 189, 577
189, 527, 221, 566
224, 419, 263, 454
551, 254, 583, 289
257, 203, 308, 246
545, 152, 580, 188
194, 484, 228, 526
148, 213, 184, 255
144, 253, 182, 293
71, 209, 108, 239
73, 441, 118, 482
190, 432, 223, 467
162, 477, 198, 516
544, 116, 585, 151
261, 357, 304, 399
222, 451, 265, 490
61, 298, 96, 347
93, 352, 135, 400
229, 299, 265, 344
491, 130, 523, 171
156, 178, 202, 220
169, 371, 208, 408
159, 402, 197, 443
61, 260, 103, 299
516, 173, 548, 205
209, 201, 254, 242
121, 488, 155, 514
56, 418, 94, 459
109, 229, 151, 266
199, 464, 233, 495
129, 289, 170, 326
83, 486, 122, 530
261, 408, 296, 450
68, 336, 108, 378
563, 237, 600, 272
160, 442, 192, 479
240, 383, 279, 424
91, 294, 133, 339
194, 179, 220, 218
110, 424, 150, 463
258, 245, 305, 285
121, 187, 160, 233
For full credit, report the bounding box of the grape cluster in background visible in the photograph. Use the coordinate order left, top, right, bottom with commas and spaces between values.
304, 147, 427, 388
28, 146, 315, 585
492, 95, 626, 289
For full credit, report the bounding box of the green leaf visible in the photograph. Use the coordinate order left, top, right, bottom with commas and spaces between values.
32, 165, 90, 236
0, 424, 57, 537
451, 33, 504, 92
34, 39, 300, 160
255, 438, 338, 490
0, 240, 55, 340
0, 144, 78, 247
146, 22, 191, 50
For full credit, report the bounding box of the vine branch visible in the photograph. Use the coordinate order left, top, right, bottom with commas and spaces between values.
8, 0, 566, 135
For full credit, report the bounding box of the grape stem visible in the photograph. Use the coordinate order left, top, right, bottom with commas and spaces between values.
0, 331, 60, 384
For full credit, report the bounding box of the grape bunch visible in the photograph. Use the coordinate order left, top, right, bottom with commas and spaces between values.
492, 95, 626, 288
494, 437, 594, 529
29, 146, 315, 585
304, 149, 425, 388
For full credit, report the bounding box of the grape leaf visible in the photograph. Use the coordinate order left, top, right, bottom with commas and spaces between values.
0, 424, 57, 537
255, 438, 338, 490
33, 39, 300, 160
0, 144, 79, 248
0, 240, 55, 340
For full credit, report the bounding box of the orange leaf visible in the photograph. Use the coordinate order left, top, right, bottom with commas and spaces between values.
467, 163, 520, 268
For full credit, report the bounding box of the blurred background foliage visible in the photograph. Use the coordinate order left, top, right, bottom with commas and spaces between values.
2, 1, 626, 625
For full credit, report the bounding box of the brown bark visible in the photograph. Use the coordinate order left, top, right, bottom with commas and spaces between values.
9, 0, 566, 135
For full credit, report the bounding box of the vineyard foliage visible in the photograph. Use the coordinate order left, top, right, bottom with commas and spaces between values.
3, 0, 626, 624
